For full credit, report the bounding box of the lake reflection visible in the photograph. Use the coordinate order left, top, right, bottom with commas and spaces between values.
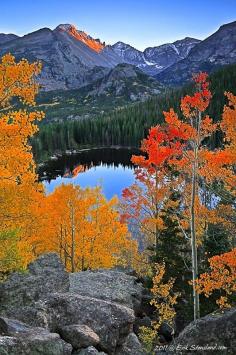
38, 147, 140, 199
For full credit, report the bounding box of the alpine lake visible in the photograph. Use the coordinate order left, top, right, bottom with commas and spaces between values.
38, 147, 140, 199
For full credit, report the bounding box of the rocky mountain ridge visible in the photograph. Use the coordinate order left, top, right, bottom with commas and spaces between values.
0, 23, 204, 91
33, 63, 164, 123
111, 37, 201, 76
85, 63, 163, 100
0, 21, 236, 92
156, 21, 236, 86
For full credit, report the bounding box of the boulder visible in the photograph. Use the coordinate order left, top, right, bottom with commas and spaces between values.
0, 253, 69, 315
58, 324, 100, 349
0, 317, 72, 355
69, 269, 144, 313
75, 346, 107, 355
0, 317, 31, 335
169, 308, 236, 355
48, 293, 135, 352
0, 334, 72, 355
115, 333, 145, 355
19, 292, 135, 353
2, 304, 51, 329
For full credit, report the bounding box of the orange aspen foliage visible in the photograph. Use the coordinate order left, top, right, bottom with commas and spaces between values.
121, 124, 185, 266
125, 73, 235, 320
165, 86, 236, 246
196, 248, 236, 308
200, 92, 236, 191
160, 74, 236, 320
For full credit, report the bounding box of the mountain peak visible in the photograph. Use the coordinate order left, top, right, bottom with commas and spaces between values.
113, 41, 130, 48
173, 37, 201, 47
219, 20, 236, 30
55, 24, 76, 32
54, 24, 105, 52
112, 41, 139, 52
181, 36, 200, 41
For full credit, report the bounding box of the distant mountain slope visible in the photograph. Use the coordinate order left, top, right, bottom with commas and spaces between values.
143, 37, 201, 74
86, 63, 163, 99
111, 42, 145, 65
0, 33, 19, 44
156, 21, 236, 86
110, 37, 200, 75
35, 63, 164, 122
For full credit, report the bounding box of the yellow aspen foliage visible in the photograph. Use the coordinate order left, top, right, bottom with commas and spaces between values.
0, 230, 22, 278
150, 263, 179, 333
0, 54, 44, 271
139, 263, 179, 353
0, 53, 41, 107
32, 184, 137, 272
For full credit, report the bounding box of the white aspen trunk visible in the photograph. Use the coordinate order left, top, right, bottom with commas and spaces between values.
190, 151, 200, 320
190, 110, 201, 320
155, 168, 159, 258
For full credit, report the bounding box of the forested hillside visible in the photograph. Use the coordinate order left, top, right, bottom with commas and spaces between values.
33, 63, 236, 160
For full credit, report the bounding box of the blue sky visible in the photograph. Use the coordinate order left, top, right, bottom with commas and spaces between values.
0, 0, 235, 50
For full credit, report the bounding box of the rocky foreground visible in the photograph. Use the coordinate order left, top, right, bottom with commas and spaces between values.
0, 253, 235, 355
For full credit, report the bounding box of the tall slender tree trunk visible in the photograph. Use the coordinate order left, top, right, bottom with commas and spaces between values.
190, 150, 200, 320
155, 222, 159, 259
155, 168, 159, 258
190, 110, 202, 321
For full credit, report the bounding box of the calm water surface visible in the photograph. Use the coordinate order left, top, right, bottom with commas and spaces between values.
39, 147, 140, 199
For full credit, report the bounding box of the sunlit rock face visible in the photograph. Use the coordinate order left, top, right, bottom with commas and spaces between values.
55, 24, 105, 52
